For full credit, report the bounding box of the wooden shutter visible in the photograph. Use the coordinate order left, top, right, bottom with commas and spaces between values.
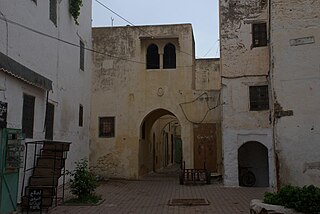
45, 103, 54, 140
80, 41, 85, 71
79, 105, 83, 127
49, 0, 57, 25
22, 94, 35, 138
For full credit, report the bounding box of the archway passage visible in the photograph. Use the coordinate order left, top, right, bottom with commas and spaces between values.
139, 109, 182, 177
238, 141, 269, 187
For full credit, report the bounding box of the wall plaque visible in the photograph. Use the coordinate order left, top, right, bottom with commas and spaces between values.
290, 36, 315, 46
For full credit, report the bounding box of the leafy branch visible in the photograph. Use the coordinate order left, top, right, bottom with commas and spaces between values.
69, 0, 83, 25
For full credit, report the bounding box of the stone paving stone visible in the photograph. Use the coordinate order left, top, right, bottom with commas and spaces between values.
49, 166, 268, 214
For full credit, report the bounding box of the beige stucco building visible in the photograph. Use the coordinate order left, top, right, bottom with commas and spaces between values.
90, 24, 222, 179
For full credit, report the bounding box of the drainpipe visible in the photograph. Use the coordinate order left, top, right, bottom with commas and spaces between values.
43, 90, 49, 133
268, 0, 280, 191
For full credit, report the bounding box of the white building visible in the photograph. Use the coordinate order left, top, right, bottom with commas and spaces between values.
220, 0, 320, 188
0, 0, 92, 211
219, 0, 275, 187
270, 0, 320, 187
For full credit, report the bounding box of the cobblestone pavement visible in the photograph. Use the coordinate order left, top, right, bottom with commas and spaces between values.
48, 166, 268, 214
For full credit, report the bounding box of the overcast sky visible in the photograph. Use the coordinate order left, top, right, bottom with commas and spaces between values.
92, 0, 220, 58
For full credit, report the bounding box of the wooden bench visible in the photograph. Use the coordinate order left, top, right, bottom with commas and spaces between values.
179, 161, 211, 185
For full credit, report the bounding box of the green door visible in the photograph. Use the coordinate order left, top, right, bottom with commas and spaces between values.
174, 138, 182, 164
0, 128, 24, 214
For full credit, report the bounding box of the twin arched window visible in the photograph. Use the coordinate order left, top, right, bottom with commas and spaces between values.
146, 43, 176, 69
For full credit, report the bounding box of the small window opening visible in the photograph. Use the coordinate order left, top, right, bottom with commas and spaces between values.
99, 117, 115, 138
146, 44, 160, 69
79, 105, 83, 127
22, 94, 35, 138
49, 0, 57, 26
80, 40, 85, 71
252, 23, 267, 47
45, 103, 55, 140
163, 43, 176, 69
249, 85, 269, 111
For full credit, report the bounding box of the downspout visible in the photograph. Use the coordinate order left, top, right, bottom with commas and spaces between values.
268, 0, 280, 190
43, 90, 49, 133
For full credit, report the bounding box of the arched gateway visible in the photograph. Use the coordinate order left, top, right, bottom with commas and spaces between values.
139, 108, 182, 176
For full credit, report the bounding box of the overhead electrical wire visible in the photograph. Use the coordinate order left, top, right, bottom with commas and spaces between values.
202, 39, 219, 57
94, 0, 196, 58
0, 2, 221, 69
0, 16, 146, 65
179, 92, 221, 124
0, 5, 224, 125
0, 16, 194, 68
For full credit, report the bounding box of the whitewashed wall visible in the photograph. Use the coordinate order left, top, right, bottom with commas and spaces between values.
220, 0, 275, 187
0, 0, 92, 195
270, 0, 320, 187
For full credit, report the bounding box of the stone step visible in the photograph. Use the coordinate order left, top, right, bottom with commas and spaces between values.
43, 143, 70, 151
41, 150, 64, 158
37, 157, 64, 169
33, 167, 62, 177
29, 176, 58, 187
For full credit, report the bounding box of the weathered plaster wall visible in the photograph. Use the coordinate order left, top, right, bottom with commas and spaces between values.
0, 0, 92, 190
220, 0, 269, 77
90, 24, 221, 179
195, 58, 220, 90
270, 0, 320, 187
220, 0, 274, 187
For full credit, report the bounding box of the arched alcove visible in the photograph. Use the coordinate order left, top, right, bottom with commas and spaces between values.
238, 141, 269, 187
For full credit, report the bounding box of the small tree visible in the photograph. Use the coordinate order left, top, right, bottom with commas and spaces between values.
67, 159, 98, 201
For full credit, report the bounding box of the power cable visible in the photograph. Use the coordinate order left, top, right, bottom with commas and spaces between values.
179, 92, 221, 124
202, 39, 219, 57
0, 17, 192, 67
0, 16, 145, 65
221, 74, 268, 79
0, 16, 193, 68
94, 0, 196, 58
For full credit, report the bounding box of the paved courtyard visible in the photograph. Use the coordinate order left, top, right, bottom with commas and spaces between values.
48, 166, 268, 214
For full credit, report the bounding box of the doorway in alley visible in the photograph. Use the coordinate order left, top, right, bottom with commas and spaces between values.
238, 141, 269, 187
139, 109, 182, 177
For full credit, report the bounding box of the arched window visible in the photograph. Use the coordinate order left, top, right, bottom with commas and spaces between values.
163, 43, 176, 69
146, 44, 160, 69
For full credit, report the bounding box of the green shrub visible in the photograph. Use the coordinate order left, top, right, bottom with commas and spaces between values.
67, 159, 98, 200
264, 185, 320, 213
69, 0, 83, 25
